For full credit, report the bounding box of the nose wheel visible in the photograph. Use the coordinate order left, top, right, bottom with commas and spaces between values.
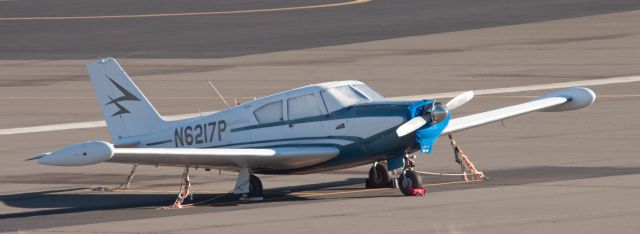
398, 169, 423, 196
366, 162, 393, 188
397, 154, 425, 196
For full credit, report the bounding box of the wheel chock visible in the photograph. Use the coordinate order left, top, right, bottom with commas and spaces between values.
407, 187, 426, 196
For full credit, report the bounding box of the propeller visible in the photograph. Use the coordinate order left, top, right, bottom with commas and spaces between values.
395, 91, 474, 137
445, 91, 474, 110
395, 115, 428, 137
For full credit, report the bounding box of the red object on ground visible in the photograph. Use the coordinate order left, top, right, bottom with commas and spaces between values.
407, 187, 426, 196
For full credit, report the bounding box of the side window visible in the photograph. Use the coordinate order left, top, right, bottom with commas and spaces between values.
253, 101, 283, 124
288, 94, 323, 120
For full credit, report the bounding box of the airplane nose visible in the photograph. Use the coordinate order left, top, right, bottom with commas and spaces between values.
396, 100, 452, 154
397, 101, 449, 138
421, 102, 449, 124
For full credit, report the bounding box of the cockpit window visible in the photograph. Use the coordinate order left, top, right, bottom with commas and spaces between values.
352, 84, 384, 100
321, 85, 370, 113
253, 101, 283, 124
288, 94, 323, 120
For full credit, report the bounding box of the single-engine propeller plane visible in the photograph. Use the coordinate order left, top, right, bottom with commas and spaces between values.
31, 58, 596, 206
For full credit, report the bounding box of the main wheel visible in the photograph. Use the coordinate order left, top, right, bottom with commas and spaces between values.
398, 170, 423, 196
366, 162, 392, 188
248, 174, 263, 197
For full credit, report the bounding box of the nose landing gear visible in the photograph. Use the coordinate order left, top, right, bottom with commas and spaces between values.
365, 155, 426, 196
398, 170, 423, 196
395, 134, 487, 196
397, 154, 426, 196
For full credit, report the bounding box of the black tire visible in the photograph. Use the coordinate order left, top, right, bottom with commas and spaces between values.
248, 174, 263, 197
366, 162, 392, 188
398, 170, 423, 196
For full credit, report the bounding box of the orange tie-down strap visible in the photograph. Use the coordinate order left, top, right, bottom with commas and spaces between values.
449, 135, 486, 181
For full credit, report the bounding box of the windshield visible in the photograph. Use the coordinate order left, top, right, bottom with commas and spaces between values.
352, 84, 384, 100
321, 85, 370, 112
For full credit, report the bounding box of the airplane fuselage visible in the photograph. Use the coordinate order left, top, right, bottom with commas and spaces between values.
132, 100, 418, 174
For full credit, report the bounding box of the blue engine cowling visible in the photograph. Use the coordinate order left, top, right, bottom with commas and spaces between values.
407, 100, 451, 154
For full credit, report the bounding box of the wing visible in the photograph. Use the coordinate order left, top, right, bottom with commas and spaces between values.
36, 140, 339, 171
109, 147, 339, 170
441, 87, 596, 135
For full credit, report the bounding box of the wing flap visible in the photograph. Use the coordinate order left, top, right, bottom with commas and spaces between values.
109, 147, 339, 170
441, 97, 568, 135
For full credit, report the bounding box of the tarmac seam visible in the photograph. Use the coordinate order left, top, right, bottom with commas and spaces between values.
1, 75, 639, 135
0, 0, 371, 21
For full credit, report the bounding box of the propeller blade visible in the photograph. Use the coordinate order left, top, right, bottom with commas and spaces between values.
396, 116, 427, 137
445, 91, 474, 110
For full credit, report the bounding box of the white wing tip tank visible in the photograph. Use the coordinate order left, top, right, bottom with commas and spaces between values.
38, 141, 115, 166
536, 87, 596, 112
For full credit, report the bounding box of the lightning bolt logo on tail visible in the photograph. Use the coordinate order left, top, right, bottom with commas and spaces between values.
105, 76, 140, 116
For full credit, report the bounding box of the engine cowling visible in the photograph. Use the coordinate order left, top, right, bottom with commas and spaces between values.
406, 100, 451, 154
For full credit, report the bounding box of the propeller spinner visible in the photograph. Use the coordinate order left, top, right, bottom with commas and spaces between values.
396, 91, 473, 137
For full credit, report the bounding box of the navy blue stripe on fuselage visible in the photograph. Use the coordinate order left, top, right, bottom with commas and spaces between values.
146, 139, 172, 146
204, 136, 361, 148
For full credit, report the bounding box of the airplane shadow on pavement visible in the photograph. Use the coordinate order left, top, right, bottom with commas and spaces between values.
0, 178, 366, 220
1, 166, 639, 220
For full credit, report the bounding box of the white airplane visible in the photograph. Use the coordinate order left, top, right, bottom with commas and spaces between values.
32, 57, 596, 206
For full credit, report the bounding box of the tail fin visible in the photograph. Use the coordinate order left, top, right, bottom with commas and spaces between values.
87, 57, 167, 141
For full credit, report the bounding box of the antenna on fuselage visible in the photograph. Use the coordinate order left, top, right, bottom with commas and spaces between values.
208, 81, 230, 107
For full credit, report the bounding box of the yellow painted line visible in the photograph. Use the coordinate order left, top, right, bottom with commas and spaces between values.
0, 96, 256, 100
0, 0, 371, 21
296, 188, 389, 197
291, 180, 478, 198
391, 75, 640, 100
184, 180, 476, 207
104, 189, 230, 194
3, 75, 640, 136
288, 192, 325, 196
424, 180, 479, 186
481, 95, 640, 98
102, 180, 477, 209
1, 94, 637, 100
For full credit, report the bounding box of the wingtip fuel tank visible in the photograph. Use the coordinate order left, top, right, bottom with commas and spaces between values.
537, 87, 596, 112
38, 141, 114, 166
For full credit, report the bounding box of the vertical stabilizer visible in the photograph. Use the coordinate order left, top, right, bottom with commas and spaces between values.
87, 57, 166, 141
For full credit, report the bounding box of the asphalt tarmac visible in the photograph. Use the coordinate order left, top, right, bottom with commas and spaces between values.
2, 0, 640, 59
1, 0, 640, 233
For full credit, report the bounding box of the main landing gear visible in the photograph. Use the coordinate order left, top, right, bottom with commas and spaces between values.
234, 168, 264, 200
365, 162, 393, 188
93, 165, 266, 208
168, 166, 264, 208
